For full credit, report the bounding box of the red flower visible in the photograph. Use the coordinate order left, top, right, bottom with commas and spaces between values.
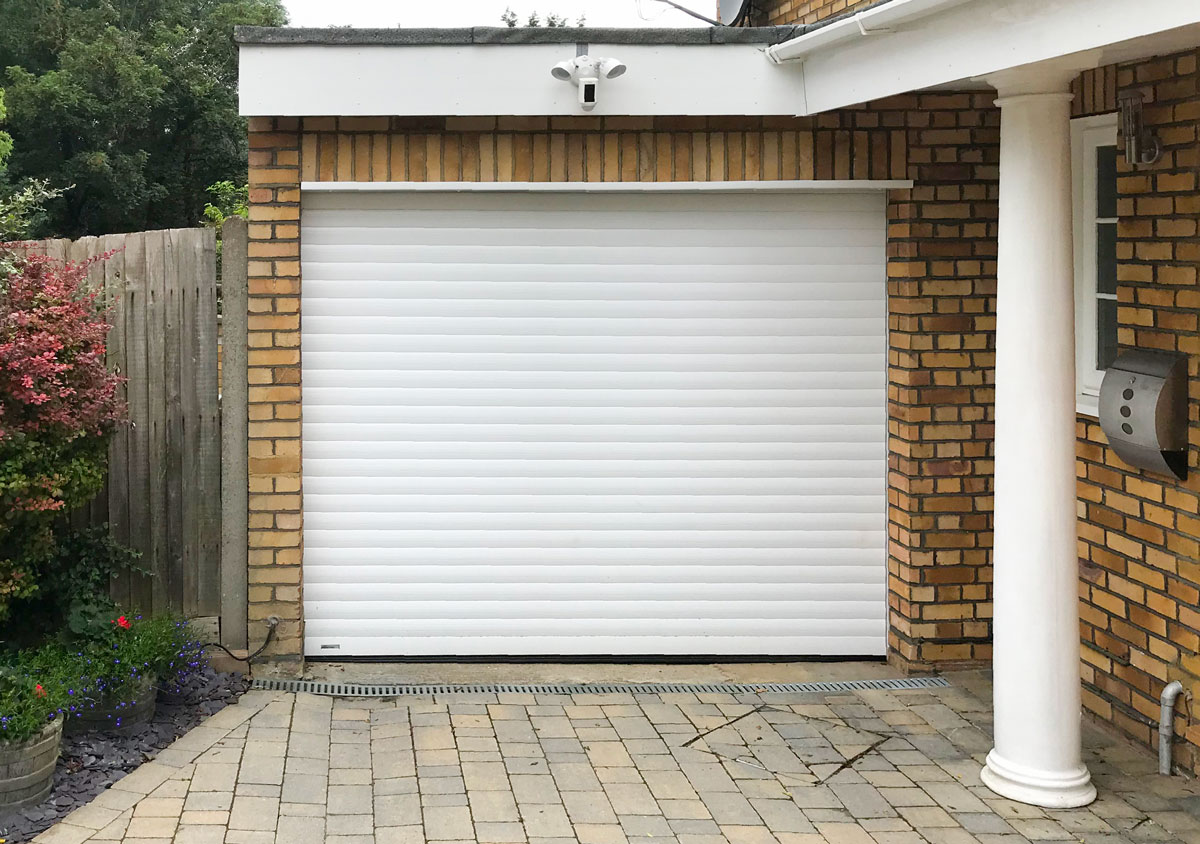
113, 616, 131, 630
34, 684, 45, 698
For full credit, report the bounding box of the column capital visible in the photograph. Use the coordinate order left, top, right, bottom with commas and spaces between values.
984, 57, 1095, 99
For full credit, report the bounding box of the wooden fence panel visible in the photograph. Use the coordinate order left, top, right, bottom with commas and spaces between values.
219, 218, 249, 650
101, 234, 133, 608
196, 233, 222, 620
22, 229, 225, 625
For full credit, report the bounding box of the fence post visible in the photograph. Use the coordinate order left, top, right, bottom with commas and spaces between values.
219, 217, 249, 650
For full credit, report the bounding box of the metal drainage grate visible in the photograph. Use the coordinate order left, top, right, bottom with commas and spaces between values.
250, 676, 951, 698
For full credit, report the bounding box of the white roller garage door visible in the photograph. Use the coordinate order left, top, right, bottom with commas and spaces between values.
300, 188, 888, 658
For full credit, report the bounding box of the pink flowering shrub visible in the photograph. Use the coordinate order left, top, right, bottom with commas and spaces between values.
0, 249, 126, 617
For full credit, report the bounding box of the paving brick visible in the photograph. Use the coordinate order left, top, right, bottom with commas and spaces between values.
563, 790, 620, 824
228, 795, 280, 831
375, 792, 421, 826
575, 823, 631, 844
328, 784, 374, 815
328, 813, 375, 834
476, 820, 529, 842
124, 815, 180, 838
471, 789, 521, 822
423, 805, 475, 840
172, 825, 227, 844
31, 681, 1200, 844
604, 782, 662, 815
375, 826, 426, 844
523, 803, 577, 838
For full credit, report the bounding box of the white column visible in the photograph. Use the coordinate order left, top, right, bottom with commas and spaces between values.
981, 72, 1097, 809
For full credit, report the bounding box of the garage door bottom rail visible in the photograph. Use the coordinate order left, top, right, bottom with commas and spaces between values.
250, 676, 951, 698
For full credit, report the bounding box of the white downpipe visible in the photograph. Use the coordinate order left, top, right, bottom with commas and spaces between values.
764, 0, 974, 64
1160, 681, 1185, 775
980, 77, 1096, 809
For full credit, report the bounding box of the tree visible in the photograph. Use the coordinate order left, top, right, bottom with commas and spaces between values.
501, 7, 585, 27
0, 0, 288, 238
0, 91, 11, 180
0, 251, 126, 619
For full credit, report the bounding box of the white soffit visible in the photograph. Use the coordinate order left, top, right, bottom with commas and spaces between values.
238, 42, 807, 116
789, 0, 1200, 114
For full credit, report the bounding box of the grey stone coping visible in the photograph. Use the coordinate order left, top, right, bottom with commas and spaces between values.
233, 25, 807, 47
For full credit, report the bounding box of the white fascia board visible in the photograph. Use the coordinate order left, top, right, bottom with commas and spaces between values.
794, 0, 1200, 114
299, 180, 913, 192
766, 0, 976, 62
239, 43, 806, 116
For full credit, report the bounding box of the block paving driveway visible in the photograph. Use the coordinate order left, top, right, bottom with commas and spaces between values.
31, 671, 1200, 844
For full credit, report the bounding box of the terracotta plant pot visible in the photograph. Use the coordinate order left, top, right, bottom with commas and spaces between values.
66, 674, 157, 735
0, 719, 62, 810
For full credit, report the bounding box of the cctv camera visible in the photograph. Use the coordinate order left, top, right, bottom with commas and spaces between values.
578, 77, 599, 110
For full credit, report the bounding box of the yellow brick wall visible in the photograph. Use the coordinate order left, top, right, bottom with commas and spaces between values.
292, 116, 909, 182
245, 107, 1000, 671
242, 50, 1200, 779
1071, 52, 1200, 774
752, 0, 878, 26
245, 118, 303, 669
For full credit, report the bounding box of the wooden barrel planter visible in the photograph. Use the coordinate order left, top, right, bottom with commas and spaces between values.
66, 675, 157, 736
0, 719, 62, 810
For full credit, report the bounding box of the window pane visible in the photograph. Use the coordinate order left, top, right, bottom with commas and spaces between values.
1097, 222, 1117, 294
1096, 145, 1118, 218
1097, 298, 1118, 371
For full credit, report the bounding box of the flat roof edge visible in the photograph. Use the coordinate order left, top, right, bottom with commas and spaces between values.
233, 25, 805, 47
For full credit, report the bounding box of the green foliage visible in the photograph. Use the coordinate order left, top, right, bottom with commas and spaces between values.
0, 0, 288, 237
15, 526, 147, 643
0, 180, 67, 242
70, 614, 204, 706
0, 252, 125, 622
501, 8, 582, 27
44, 527, 144, 605
0, 433, 109, 616
0, 90, 12, 179
123, 614, 204, 686
0, 643, 74, 743
201, 180, 249, 229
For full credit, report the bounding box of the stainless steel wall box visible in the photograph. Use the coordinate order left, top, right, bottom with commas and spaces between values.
1099, 351, 1188, 480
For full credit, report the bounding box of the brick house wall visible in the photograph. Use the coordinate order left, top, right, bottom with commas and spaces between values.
751, 0, 878, 26
738, 0, 1200, 774
241, 42, 1200, 776
1071, 51, 1200, 773
244, 101, 1000, 672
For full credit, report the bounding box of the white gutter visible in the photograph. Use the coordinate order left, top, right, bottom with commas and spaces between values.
765, 0, 1200, 117
766, 0, 976, 64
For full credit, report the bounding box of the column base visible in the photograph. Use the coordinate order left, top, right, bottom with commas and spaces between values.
981, 750, 1097, 808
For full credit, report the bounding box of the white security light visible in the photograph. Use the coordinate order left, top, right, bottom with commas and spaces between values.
549, 55, 627, 111
598, 58, 627, 79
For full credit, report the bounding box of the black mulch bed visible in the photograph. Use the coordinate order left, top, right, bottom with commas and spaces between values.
0, 666, 250, 843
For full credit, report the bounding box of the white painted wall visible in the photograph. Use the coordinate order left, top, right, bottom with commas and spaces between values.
239, 42, 806, 116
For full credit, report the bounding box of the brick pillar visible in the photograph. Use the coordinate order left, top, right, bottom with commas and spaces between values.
883, 93, 1000, 670
246, 117, 304, 670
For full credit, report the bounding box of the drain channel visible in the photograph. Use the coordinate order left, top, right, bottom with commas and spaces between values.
251, 676, 951, 698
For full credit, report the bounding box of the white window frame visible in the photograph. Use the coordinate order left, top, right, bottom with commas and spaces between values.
1071, 113, 1119, 417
